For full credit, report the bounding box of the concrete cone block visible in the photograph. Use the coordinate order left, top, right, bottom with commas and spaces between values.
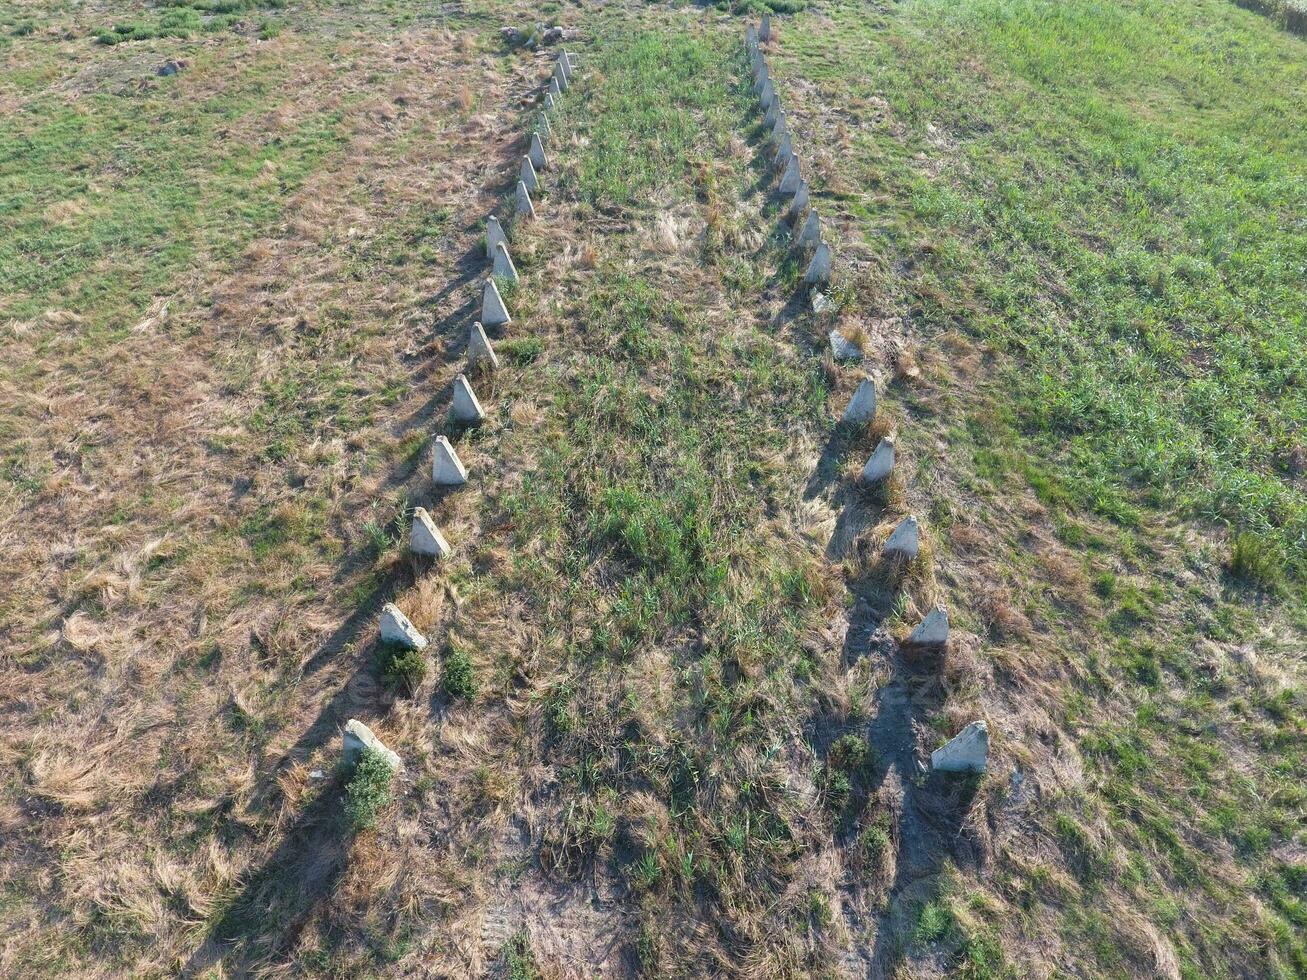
520, 155, 539, 194
829, 328, 861, 360
492, 241, 519, 284
764, 95, 781, 128
883, 516, 920, 560
538, 111, 552, 140
468, 321, 500, 371
343, 719, 401, 771
528, 132, 548, 171
842, 377, 878, 424
908, 606, 949, 647
548, 77, 561, 100
553, 60, 568, 93
787, 180, 810, 223
760, 14, 772, 42
861, 437, 896, 483
450, 374, 486, 424
563, 49, 577, 77
799, 208, 821, 246
485, 214, 506, 260
558, 52, 573, 83
410, 506, 451, 559
771, 112, 789, 145
759, 78, 774, 110
753, 63, 769, 94
482, 278, 511, 326
804, 240, 831, 284
931, 720, 988, 773
515, 180, 536, 220
544, 91, 556, 110
779, 153, 802, 195
774, 135, 793, 171
379, 602, 427, 650
746, 25, 758, 47
432, 435, 468, 485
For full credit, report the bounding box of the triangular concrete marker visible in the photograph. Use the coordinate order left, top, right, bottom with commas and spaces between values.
515, 180, 536, 220
883, 516, 920, 559
779, 153, 802, 195
759, 78, 774, 110
774, 133, 793, 169
908, 606, 949, 647
544, 91, 555, 110
804, 240, 831, 283
799, 208, 821, 246
861, 437, 896, 483
829, 328, 861, 360
482, 278, 511, 327
553, 60, 568, 93
548, 77, 561, 100
520, 155, 539, 194
764, 95, 781, 128
528, 132, 548, 171
343, 719, 401, 771
468, 321, 500, 371
787, 180, 810, 223
379, 602, 428, 650
410, 506, 452, 559
538, 111, 552, 140
563, 49, 577, 78
492, 241, 519, 283
931, 721, 988, 773
760, 14, 772, 42
558, 52, 573, 83
746, 25, 758, 47
842, 377, 877, 424
450, 374, 486, 424
771, 112, 788, 143
485, 214, 507, 260
432, 435, 468, 485
753, 63, 769, 94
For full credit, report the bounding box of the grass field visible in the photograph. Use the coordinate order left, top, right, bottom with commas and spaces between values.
0, 0, 1303, 977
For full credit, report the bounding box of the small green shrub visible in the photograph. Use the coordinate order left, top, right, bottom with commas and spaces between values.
442, 646, 476, 699
499, 336, 544, 365
344, 748, 396, 832
376, 642, 428, 692
1229, 531, 1284, 591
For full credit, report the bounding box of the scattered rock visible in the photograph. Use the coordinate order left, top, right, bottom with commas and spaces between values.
450, 374, 487, 424
379, 603, 427, 651
883, 515, 920, 559
410, 506, 452, 559
343, 719, 401, 771
931, 720, 988, 773
156, 59, 186, 77
433, 435, 468, 485
843, 377, 877, 424
861, 436, 895, 483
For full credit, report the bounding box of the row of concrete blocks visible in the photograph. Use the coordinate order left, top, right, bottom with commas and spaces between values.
746, 19, 986, 775
344, 49, 579, 773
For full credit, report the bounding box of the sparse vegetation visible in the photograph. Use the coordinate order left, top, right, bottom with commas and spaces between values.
344, 748, 397, 832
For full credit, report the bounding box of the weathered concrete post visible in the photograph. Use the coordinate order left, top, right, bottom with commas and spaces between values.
467, 321, 500, 371
799, 208, 821, 246
515, 180, 536, 220
492, 241, 519, 283
482, 278, 511, 327
485, 214, 507, 260
432, 435, 468, 485
343, 719, 401, 771
842, 377, 877, 424
528, 132, 548, 171
882, 515, 920, 559
450, 374, 486, 424
519, 155, 539, 194
804, 240, 831, 283
379, 603, 427, 650
410, 506, 452, 559
861, 437, 896, 483
931, 721, 988, 773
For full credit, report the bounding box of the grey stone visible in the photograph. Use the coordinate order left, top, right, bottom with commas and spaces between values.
779, 153, 802, 194
842, 377, 877, 424
861, 437, 896, 483
883, 516, 920, 560
544, 90, 556, 110
804, 241, 831, 284
764, 95, 781, 128
931, 720, 988, 773
753, 62, 769, 94
829, 328, 862, 360
537, 111, 552, 140
379, 602, 427, 650
908, 606, 949, 647
450, 374, 486, 424
468, 321, 500, 371
553, 60, 568, 93
548, 76, 561, 100
492, 241, 519, 283
811, 291, 830, 314
519, 155, 539, 194
799, 208, 821, 246
432, 435, 468, 485
759, 78, 775, 110
787, 180, 810, 223
760, 14, 772, 42
482, 278, 511, 326
157, 59, 184, 77
528, 132, 548, 171
771, 112, 788, 143
746, 25, 758, 47
774, 133, 793, 169
515, 180, 536, 220
410, 506, 451, 559
485, 214, 507, 260
343, 719, 401, 772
